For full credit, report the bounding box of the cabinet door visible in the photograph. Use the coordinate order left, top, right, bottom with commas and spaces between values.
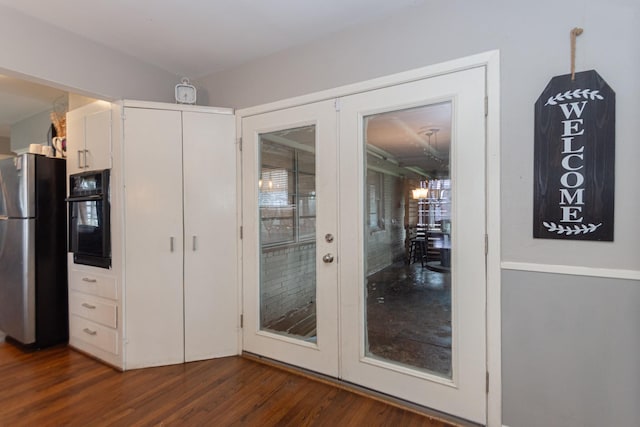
66, 102, 112, 174
84, 110, 112, 171
183, 111, 238, 361
123, 107, 184, 369
66, 109, 85, 175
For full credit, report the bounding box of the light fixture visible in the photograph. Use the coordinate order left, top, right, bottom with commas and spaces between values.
412, 180, 429, 199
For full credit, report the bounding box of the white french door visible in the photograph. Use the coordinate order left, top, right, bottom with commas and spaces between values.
241, 66, 487, 423
338, 66, 487, 422
241, 100, 339, 376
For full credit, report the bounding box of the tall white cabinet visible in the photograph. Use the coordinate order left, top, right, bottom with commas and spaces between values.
67, 100, 239, 370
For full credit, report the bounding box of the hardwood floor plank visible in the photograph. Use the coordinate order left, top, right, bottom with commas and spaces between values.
0, 342, 460, 426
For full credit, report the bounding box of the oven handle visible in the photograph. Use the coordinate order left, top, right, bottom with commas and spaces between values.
65, 195, 104, 202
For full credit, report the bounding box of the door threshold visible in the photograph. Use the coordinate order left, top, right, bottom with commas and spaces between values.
242, 352, 482, 427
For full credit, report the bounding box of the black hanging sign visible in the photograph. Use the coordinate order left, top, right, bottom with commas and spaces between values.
534, 69, 615, 241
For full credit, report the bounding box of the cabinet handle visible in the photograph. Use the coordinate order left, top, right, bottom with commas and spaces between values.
170, 237, 175, 252
84, 149, 89, 169
83, 328, 97, 336
192, 235, 197, 251
81, 303, 97, 310
77, 150, 84, 168
82, 277, 97, 283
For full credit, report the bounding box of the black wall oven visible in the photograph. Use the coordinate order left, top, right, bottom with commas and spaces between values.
67, 169, 111, 269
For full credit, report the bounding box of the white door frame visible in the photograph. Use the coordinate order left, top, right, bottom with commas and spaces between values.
235, 50, 501, 427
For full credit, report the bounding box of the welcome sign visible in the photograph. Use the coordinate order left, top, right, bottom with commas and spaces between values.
534, 70, 615, 241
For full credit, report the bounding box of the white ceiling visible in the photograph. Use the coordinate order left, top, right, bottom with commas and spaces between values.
0, 0, 424, 139
0, 0, 423, 78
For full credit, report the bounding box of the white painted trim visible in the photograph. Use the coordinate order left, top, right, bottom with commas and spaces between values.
120, 99, 233, 115
235, 113, 244, 355
484, 49, 502, 427
501, 261, 640, 281
236, 49, 503, 427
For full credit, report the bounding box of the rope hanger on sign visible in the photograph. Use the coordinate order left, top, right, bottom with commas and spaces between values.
570, 27, 584, 81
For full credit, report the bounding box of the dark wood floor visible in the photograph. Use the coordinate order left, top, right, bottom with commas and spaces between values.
0, 341, 458, 426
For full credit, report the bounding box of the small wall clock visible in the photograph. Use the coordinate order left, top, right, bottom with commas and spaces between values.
175, 78, 197, 104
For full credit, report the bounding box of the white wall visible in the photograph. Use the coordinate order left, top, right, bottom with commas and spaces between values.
10, 109, 53, 152
198, 1, 640, 426
0, 4, 178, 103
199, 0, 639, 271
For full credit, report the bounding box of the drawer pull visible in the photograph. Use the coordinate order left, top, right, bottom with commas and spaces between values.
81, 303, 97, 310
83, 328, 97, 336
82, 277, 98, 283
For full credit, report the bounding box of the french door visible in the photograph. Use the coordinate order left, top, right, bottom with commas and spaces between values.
241, 66, 487, 423
241, 100, 340, 376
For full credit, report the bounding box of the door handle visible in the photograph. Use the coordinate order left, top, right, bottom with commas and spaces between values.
170, 236, 175, 252
84, 150, 89, 169
192, 235, 197, 251
77, 150, 84, 168
322, 253, 334, 263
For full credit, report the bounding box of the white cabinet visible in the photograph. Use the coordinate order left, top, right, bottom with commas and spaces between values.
182, 111, 238, 362
67, 266, 122, 368
66, 101, 112, 174
119, 102, 238, 369
67, 100, 238, 371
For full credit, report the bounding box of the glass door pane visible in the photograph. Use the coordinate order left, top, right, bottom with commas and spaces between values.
259, 125, 317, 342
363, 102, 453, 378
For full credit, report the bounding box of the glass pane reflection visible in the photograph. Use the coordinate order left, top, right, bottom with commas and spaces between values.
259, 125, 317, 342
364, 102, 453, 378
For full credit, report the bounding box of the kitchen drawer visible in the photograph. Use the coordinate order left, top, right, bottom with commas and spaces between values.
69, 292, 117, 328
69, 269, 117, 300
70, 315, 119, 355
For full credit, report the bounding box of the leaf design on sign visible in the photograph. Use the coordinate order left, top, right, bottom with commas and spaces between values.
545, 89, 604, 106
542, 222, 602, 235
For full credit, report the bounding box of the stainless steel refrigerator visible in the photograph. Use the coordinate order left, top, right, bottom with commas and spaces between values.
0, 153, 68, 348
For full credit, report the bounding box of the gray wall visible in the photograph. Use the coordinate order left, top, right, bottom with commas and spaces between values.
502, 271, 640, 427
198, 1, 640, 426
0, 5, 178, 103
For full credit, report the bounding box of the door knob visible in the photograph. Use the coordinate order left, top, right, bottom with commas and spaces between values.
322, 253, 334, 263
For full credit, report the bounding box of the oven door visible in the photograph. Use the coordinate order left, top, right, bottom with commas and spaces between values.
68, 194, 111, 268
